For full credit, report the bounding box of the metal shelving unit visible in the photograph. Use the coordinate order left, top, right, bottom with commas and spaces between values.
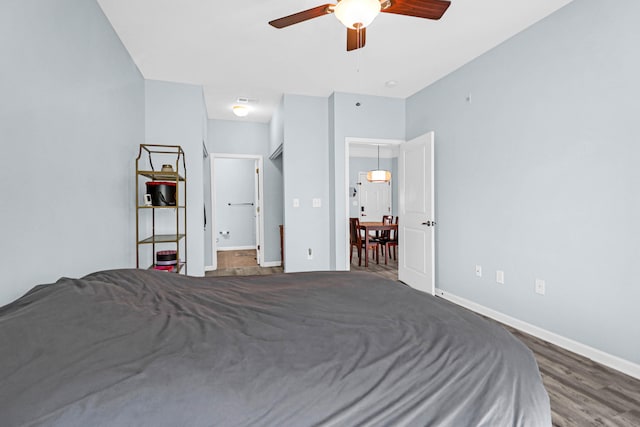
135, 144, 187, 273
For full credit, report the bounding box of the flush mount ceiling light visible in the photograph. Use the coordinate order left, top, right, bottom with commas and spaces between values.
232, 105, 249, 117
367, 145, 392, 183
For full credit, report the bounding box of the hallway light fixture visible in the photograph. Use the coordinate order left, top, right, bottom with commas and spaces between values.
232, 105, 249, 117
367, 145, 391, 183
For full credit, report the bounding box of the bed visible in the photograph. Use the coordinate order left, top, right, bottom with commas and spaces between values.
0, 269, 551, 426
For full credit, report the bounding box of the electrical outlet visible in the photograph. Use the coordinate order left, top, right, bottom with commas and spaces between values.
496, 270, 505, 284
475, 265, 482, 277
535, 279, 546, 295
307, 248, 313, 260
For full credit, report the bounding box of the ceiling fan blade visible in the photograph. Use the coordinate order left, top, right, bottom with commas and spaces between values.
346, 27, 366, 51
269, 4, 335, 29
381, 0, 451, 20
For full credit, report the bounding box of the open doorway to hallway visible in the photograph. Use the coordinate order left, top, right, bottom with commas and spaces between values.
208, 154, 265, 271
347, 139, 400, 280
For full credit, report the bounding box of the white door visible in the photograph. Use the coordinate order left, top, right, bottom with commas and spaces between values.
398, 132, 435, 294
358, 172, 392, 221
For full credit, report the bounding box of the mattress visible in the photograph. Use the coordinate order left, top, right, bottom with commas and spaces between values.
0, 269, 551, 426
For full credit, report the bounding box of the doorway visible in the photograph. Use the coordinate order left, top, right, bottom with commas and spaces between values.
209, 154, 264, 271
346, 139, 401, 278
344, 134, 435, 294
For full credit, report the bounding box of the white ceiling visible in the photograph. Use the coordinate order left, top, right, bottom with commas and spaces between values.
97, 0, 574, 123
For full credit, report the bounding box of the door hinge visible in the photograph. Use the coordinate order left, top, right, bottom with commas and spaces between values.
257, 245, 260, 250
256, 168, 259, 174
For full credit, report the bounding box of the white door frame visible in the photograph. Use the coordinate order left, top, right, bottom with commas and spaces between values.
344, 137, 404, 272
209, 153, 265, 270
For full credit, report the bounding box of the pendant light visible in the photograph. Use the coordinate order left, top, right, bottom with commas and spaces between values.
367, 145, 391, 183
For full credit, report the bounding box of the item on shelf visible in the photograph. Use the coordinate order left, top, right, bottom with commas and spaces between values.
156, 250, 178, 266
153, 265, 175, 272
161, 164, 174, 173
146, 181, 176, 206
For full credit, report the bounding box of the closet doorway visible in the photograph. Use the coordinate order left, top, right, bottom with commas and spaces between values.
209, 154, 264, 270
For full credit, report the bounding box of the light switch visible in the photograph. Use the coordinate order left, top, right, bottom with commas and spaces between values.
312, 198, 321, 208
293, 198, 300, 208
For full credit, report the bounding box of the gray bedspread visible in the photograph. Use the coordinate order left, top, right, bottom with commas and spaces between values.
0, 269, 551, 426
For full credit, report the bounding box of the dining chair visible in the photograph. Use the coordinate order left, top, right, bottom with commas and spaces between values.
349, 217, 379, 266
378, 215, 398, 264
389, 216, 399, 261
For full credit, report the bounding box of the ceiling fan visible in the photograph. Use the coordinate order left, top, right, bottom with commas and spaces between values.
269, 0, 451, 51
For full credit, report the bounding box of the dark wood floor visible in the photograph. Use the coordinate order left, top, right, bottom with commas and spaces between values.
505, 326, 640, 426
207, 249, 640, 426
207, 249, 283, 276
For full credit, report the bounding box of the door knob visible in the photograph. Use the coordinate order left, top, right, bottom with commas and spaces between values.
421, 221, 437, 226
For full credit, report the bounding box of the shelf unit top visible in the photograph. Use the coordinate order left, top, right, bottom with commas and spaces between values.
138, 170, 185, 181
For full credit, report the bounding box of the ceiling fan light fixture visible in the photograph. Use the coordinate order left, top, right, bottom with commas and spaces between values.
334, 0, 381, 29
232, 105, 249, 117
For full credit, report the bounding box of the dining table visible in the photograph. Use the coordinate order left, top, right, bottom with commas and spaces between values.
358, 221, 398, 267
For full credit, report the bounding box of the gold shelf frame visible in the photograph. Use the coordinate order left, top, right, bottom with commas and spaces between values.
135, 144, 187, 274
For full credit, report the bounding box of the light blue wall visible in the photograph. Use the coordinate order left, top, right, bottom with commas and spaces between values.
145, 80, 207, 277
0, 0, 144, 306
407, 0, 640, 364
282, 95, 330, 272
208, 120, 283, 264
330, 93, 405, 269
214, 158, 257, 249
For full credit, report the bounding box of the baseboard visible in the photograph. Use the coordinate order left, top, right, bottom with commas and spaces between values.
435, 288, 640, 380
261, 261, 282, 268
205, 262, 281, 270
217, 246, 255, 251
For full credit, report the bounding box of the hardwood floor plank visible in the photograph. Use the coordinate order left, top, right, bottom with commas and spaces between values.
611, 409, 640, 426
542, 372, 622, 426
605, 383, 640, 411
534, 354, 626, 413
